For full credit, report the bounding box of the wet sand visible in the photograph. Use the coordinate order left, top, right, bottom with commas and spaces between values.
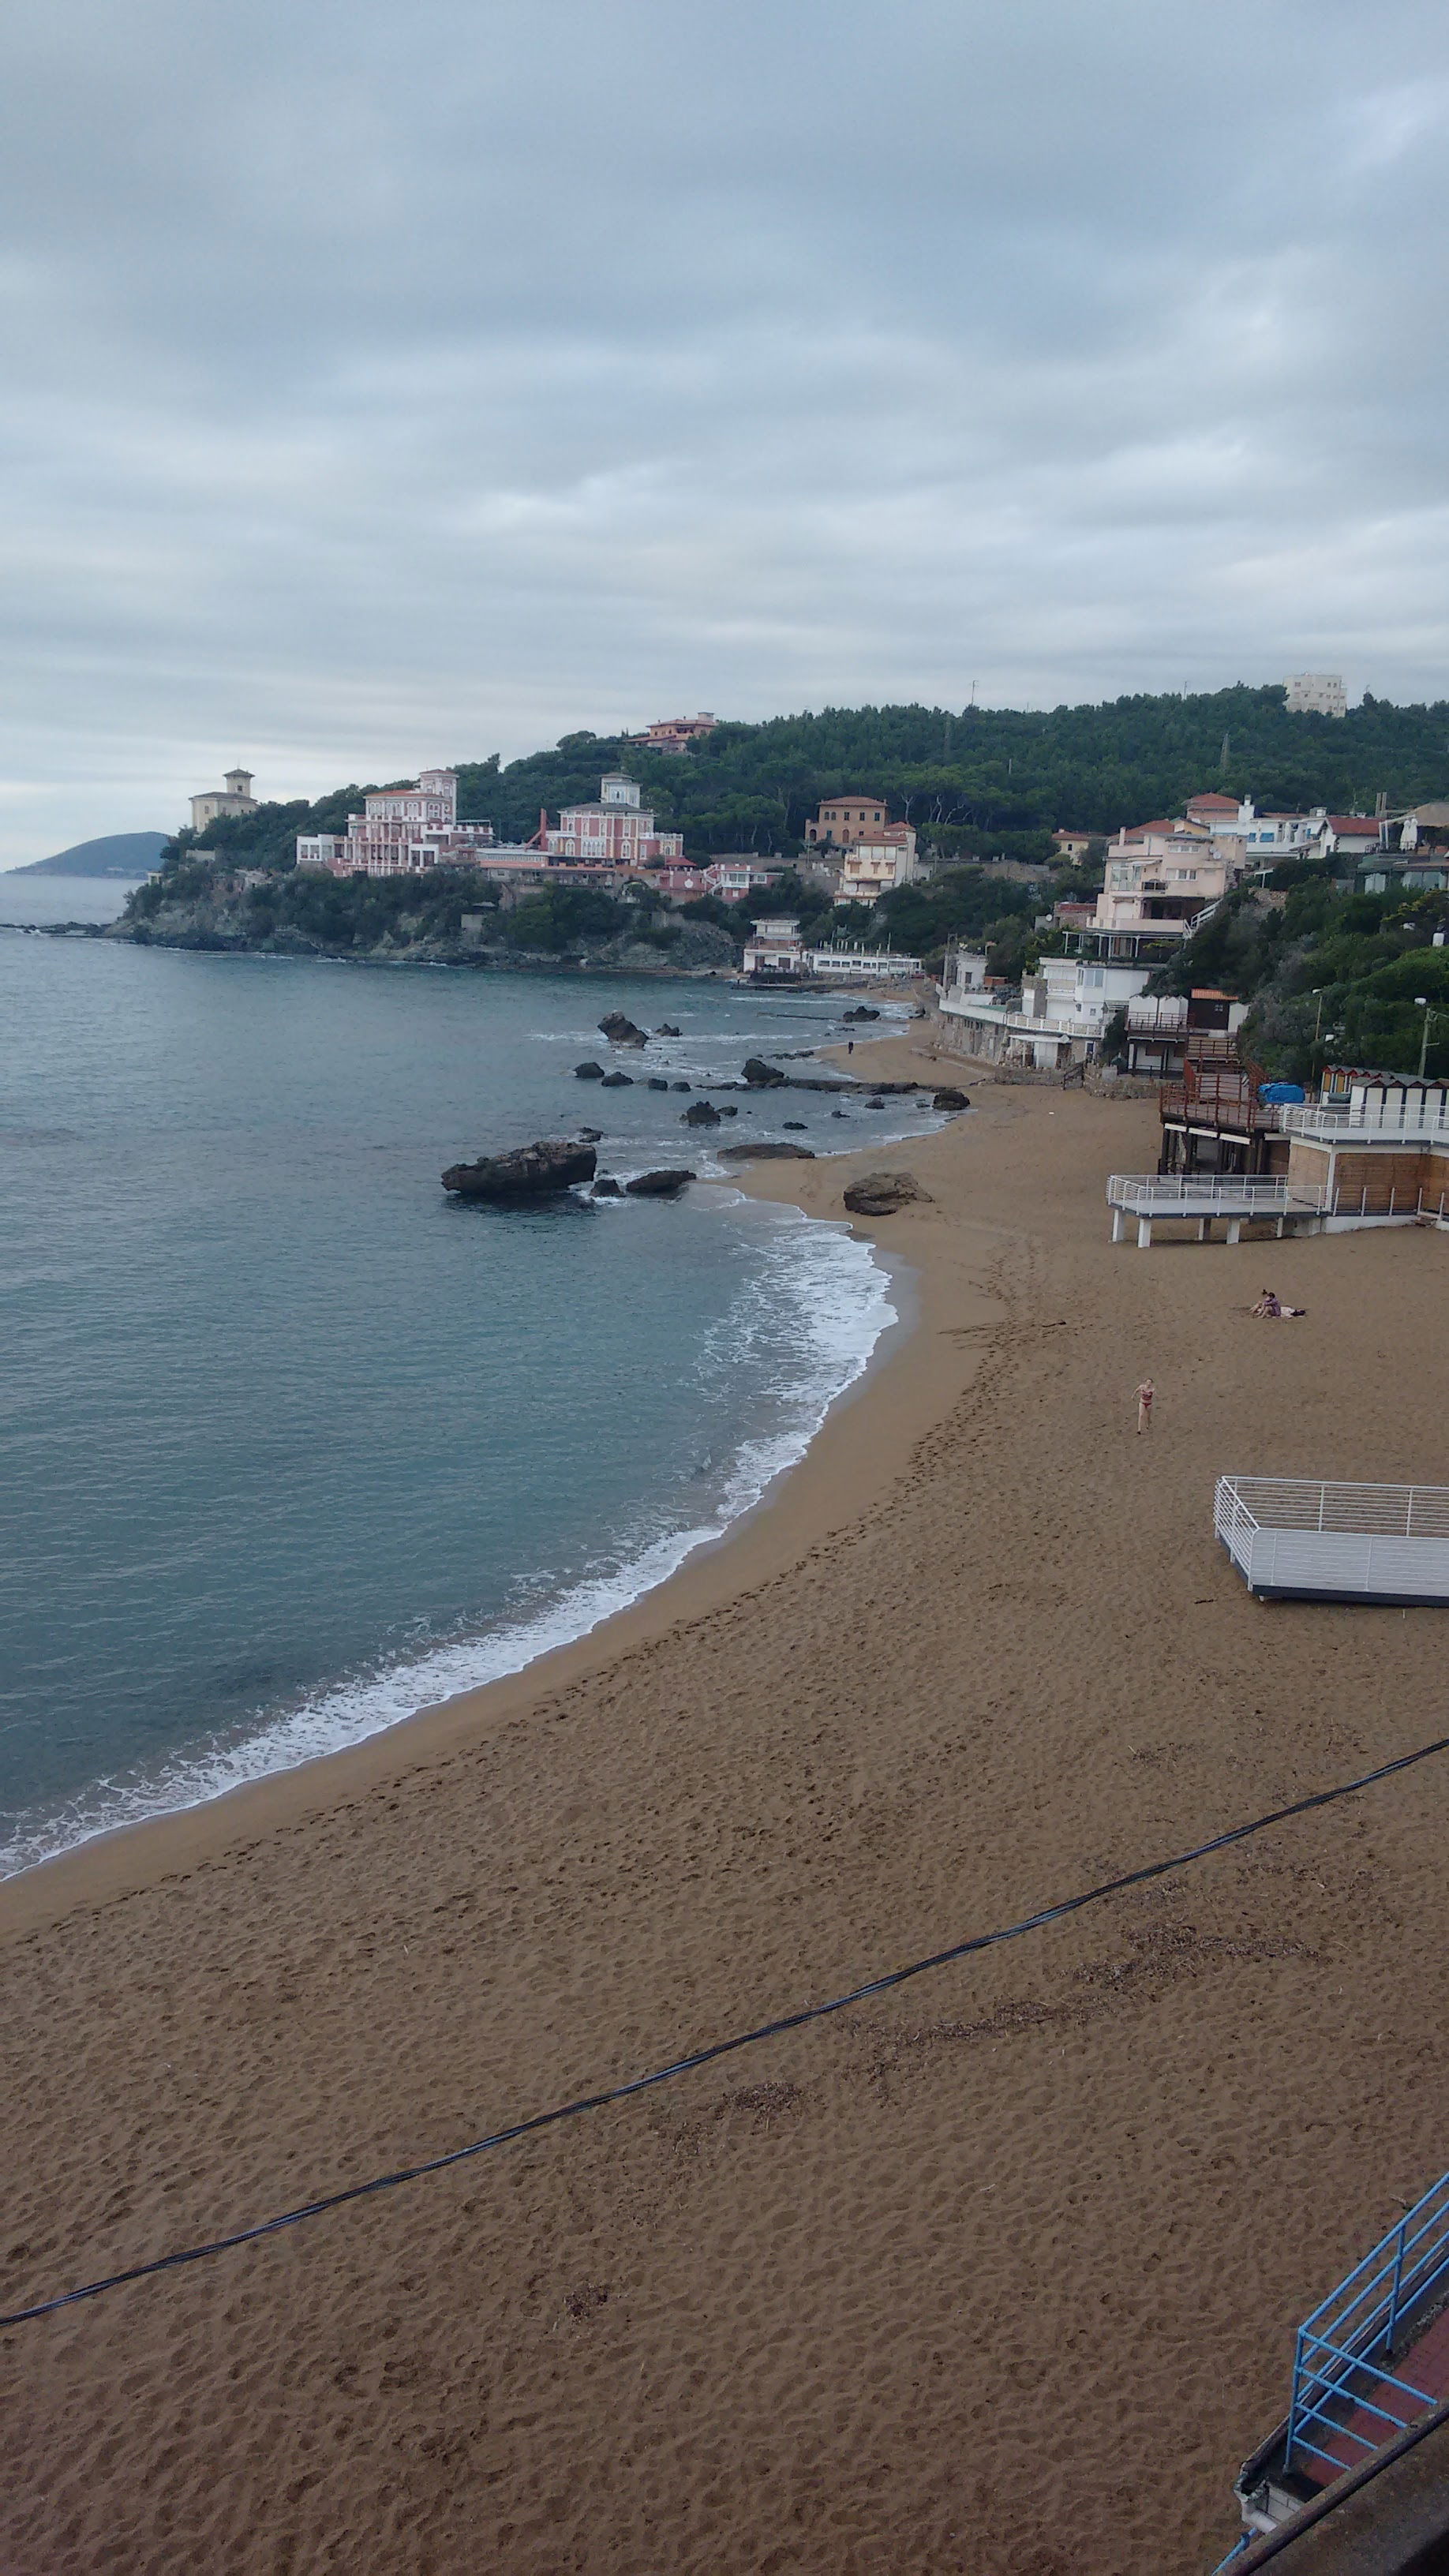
3, 1043, 1447, 2574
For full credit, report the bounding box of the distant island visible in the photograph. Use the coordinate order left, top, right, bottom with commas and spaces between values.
10, 830, 169, 879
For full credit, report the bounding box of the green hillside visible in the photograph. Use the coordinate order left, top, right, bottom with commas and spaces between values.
137, 685, 1449, 884
13, 829, 169, 878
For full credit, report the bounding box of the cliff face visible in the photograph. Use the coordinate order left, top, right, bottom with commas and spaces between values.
108, 880, 739, 975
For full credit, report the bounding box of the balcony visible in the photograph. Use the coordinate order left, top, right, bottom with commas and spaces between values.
1276, 1096, 1449, 1147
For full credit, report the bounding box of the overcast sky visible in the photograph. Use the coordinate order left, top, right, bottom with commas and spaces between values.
3, 0, 1447, 860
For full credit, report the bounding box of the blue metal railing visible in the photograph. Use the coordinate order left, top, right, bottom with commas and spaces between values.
1284, 2170, 1449, 2475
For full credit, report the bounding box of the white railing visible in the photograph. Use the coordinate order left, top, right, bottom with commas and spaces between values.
1215, 1476, 1449, 1603
1106, 1175, 1327, 1215
1276, 1099, 1449, 1144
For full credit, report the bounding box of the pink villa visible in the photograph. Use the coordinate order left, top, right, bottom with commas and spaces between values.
296, 769, 501, 878
626, 713, 718, 755
544, 774, 683, 867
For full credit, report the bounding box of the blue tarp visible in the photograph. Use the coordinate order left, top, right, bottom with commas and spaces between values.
1258, 1082, 1306, 1104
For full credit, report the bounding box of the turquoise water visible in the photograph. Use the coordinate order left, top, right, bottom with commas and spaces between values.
1, 890, 937, 1877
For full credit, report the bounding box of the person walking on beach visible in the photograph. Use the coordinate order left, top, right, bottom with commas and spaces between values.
1136, 1376, 1155, 1435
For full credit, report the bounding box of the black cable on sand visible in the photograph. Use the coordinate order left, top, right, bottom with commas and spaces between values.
5, 1730, 1447, 2332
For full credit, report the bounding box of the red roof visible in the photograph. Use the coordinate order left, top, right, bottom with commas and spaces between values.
1327, 816, 1380, 834
1186, 792, 1239, 812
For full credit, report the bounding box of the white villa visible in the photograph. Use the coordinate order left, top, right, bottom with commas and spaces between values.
935, 944, 1150, 1069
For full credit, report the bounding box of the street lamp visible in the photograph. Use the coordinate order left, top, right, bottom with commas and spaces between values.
1414, 996, 1437, 1081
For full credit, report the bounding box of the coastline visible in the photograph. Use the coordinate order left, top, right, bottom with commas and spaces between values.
6, 1046, 1448, 2573
0, 1029, 976, 1935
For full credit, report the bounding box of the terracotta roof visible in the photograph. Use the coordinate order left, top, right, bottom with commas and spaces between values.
1185, 792, 1239, 812
1327, 815, 1380, 834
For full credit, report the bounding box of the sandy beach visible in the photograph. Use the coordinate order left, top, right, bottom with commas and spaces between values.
3, 1039, 1447, 2574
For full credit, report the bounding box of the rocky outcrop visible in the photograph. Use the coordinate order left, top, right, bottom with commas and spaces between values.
600, 1070, 635, 1087
717, 1140, 816, 1161
843, 1005, 880, 1021
577, 1125, 603, 1142
442, 1139, 597, 1199
591, 1177, 622, 1198
599, 1013, 649, 1046
842, 1170, 932, 1215
682, 1099, 722, 1127
624, 1169, 695, 1196
646, 1077, 669, 1091
742, 1056, 787, 1087
933, 1086, 970, 1110
671, 1080, 691, 1092
656, 1022, 682, 1037
575, 1061, 605, 1080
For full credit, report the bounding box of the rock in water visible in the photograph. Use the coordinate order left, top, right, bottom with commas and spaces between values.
591, 1176, 622, 1198
574, 1060, 605, 1080
742, 1056, 787, 1087
843, 1005, 880, 1021
598, 1013, 649, 1046
442, 1140, 597, 1200
646, 1076, 669, 1091
933, 1086, 970, 1110
671, 1080, 691, 1092
782, 1120, 807, 1131
683, 1099, 722, 1126
716, 1140, 816, 1161
842, 1170, 932, 1215
656, 1022, 682, 1037
577, 1125, 603, 1142
600, 1070, 635, 1087
624, 1169, 695, 1197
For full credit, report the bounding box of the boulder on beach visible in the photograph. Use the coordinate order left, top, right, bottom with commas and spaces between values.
591, 1176, 622, 1198
656, 1022, 682, 1037
442, 1139, 596, 1200
717, 1140, 816, 1162
646, 1076, 669, 1091
598, 1013, 649, 1046
842, 1170, 932, 1216
683, 1099, 721, 1126
742, 1056, 786, 1088
933, 1086, 970, 1110
600, 1070, 635, 1087
624, 1168, 695, 1197
574, 1060, 605, 1080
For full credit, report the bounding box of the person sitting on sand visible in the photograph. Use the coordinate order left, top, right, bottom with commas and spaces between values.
1252, 1288, 1282, 1317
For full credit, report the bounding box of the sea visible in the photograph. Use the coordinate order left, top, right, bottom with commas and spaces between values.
0, 875, 944, 1880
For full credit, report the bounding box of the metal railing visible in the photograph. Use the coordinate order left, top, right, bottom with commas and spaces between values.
1216, 1477, 1449, 1541
1275, 1099, 1449, 1144
1284, 2172, 1449, 2477
1106, 1176, 1327, 1215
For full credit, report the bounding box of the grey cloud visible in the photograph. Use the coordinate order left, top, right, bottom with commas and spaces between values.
2, 0, 1447, 859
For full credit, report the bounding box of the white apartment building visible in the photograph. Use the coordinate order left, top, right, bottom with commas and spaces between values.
296, 769, 501, 878
935, 944, 1150, 1069
1284, 674, 1348, 718
836, 826, 919, 904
